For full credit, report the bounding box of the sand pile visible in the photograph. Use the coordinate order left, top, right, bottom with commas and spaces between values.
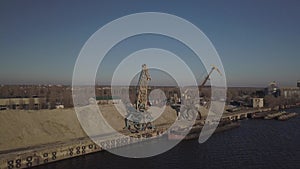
0, 105, 178, 152
0, 109, 86, 151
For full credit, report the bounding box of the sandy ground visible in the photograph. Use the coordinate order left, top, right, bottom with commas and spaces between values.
0, 105, 179, 152
0, 108, 86, 151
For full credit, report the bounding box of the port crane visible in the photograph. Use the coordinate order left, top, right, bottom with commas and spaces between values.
177, 65, 222, 120
136, 64, 151, 112
124, 64, 153, 133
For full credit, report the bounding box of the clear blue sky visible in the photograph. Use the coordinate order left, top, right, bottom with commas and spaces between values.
0, 0, 299, 87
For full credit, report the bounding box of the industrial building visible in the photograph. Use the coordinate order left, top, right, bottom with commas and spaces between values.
281, 87, 300, 99
0, 97, 46, 110
252, 98, 264, 108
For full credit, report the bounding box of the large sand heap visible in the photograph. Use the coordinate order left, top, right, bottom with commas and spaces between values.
0, 105, 178, 152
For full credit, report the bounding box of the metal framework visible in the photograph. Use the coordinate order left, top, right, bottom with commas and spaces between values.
136, 64, 151, 112
199, 65, 222, 90
179, 65, 222, 120
124, 64, 153, 133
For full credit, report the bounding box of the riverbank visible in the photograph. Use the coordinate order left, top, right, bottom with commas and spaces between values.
0, 105, 298, 168
39, 108, 300, 169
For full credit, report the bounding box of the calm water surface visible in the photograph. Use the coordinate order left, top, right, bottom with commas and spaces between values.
33, 108, 300, 169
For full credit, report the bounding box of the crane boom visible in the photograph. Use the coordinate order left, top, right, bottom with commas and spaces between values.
199, 65, 222, 90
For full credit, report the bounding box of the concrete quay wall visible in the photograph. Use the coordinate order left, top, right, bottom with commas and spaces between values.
0, 129, 164, 169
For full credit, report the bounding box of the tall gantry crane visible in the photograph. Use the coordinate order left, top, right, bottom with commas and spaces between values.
124, 64, 153, 133
182, 65, 222, 99
136, 64, 151, 112
178, 65, 222, 120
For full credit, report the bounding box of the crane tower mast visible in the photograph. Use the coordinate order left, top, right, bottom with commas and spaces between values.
136, 64, 151, 112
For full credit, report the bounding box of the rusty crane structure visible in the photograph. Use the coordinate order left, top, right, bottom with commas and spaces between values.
173, 65, 222, 120
124, 64, 153, 133
136, 64, 151, 112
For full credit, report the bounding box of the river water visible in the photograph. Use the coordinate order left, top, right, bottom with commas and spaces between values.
33, 108, 300, 169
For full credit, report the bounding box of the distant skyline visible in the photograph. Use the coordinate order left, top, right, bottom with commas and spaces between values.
1, 0, 300, 87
